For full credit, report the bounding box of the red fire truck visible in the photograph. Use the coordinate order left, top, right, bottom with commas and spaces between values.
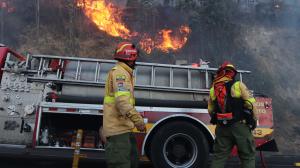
0, 45, 277, 168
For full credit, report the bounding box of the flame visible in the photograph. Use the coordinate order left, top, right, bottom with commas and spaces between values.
77, 0, 135, 39
157, 26, 191, 53
77, 0, 191, 54
139, 26, 191, 54
139, 35, 155, 54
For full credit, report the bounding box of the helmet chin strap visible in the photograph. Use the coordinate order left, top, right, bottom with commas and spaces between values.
121, 60, 136, 69
127, 62, 136, 69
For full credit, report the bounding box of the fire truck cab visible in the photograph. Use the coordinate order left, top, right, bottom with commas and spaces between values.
0, 46, 277, 168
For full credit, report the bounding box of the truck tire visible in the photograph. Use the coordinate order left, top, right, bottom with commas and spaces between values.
150, 121, 209, 168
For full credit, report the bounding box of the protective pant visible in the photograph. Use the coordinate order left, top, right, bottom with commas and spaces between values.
210, 122, 256, 168
105, 132, 139, 168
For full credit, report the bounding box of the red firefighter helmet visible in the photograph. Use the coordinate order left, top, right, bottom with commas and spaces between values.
217, 61, 237, 75
114, 42, 138, 61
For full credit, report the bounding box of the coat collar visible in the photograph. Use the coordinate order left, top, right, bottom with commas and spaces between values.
117, 62, 133, 74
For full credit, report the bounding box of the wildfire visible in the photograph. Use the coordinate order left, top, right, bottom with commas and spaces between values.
77, 0, 134, 39
139, 35, 156, 54
157, 26, 191, 53
77, 0, 191, 54
139, 26, 191, 54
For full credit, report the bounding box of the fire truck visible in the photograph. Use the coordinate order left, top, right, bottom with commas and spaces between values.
0, 45, 277, 168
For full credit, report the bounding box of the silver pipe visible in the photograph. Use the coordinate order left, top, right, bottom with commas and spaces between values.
25, 54, 30, 69
35, 107, 43, 146
27, 77, 210, 93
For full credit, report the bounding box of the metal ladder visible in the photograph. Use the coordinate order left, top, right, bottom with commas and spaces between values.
25, 54, 115, 86
26, 54, 111, 81
24, 54, 250, 93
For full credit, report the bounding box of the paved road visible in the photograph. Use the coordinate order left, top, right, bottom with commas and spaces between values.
1, 154, 299, 168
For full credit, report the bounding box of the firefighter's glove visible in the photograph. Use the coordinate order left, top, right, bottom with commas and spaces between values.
135, 121, 146, 132
126, 109, 146, 132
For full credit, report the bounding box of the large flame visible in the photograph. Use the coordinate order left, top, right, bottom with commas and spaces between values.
139, 26, 191, 54
157, 26, 191, 53
77, 0, 191, 54
77, 0, 134, 39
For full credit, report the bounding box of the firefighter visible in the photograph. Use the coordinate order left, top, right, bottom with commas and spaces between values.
208, 61, 257, 168
103, 42, 146, 168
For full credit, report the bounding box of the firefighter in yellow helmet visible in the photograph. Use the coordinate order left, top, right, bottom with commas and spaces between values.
103, 42, 146, 168
208, 61, 257, 168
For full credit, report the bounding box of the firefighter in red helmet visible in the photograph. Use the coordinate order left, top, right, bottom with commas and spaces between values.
208, 61, 257, 168
103, 42, 146, 168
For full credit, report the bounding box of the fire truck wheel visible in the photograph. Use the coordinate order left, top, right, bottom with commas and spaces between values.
150, 121, 209, 168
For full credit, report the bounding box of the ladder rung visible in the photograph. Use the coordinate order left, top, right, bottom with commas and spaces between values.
151, 66, 155, 86
239, 73, 243, 82
96, 62, 101, 82
94, 62, 99, 82
56, 59, 62, 79
169, 67, 173, 87
188, 69, 191, 88
78, 63, 82, 80
59, 60, 65, 79
40, 59, 46, 77
205, 70, 209, 89
37, 58, 43, 76
75, 60, 80, 80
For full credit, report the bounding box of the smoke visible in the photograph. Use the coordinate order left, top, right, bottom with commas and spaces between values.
0, 0, 35, 48
241, 1, 300, 153
177, 0, 300, 153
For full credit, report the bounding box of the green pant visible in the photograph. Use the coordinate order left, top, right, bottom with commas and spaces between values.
210, 122, 256, 168
105, 132, 139, 168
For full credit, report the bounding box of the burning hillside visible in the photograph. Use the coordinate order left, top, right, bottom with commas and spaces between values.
139, 25, 191, 54
76, 0, 191, 54
77, 0, 135, 39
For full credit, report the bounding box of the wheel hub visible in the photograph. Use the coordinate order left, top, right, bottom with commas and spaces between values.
172, 144, 186, 158
163, 133, 198, 168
